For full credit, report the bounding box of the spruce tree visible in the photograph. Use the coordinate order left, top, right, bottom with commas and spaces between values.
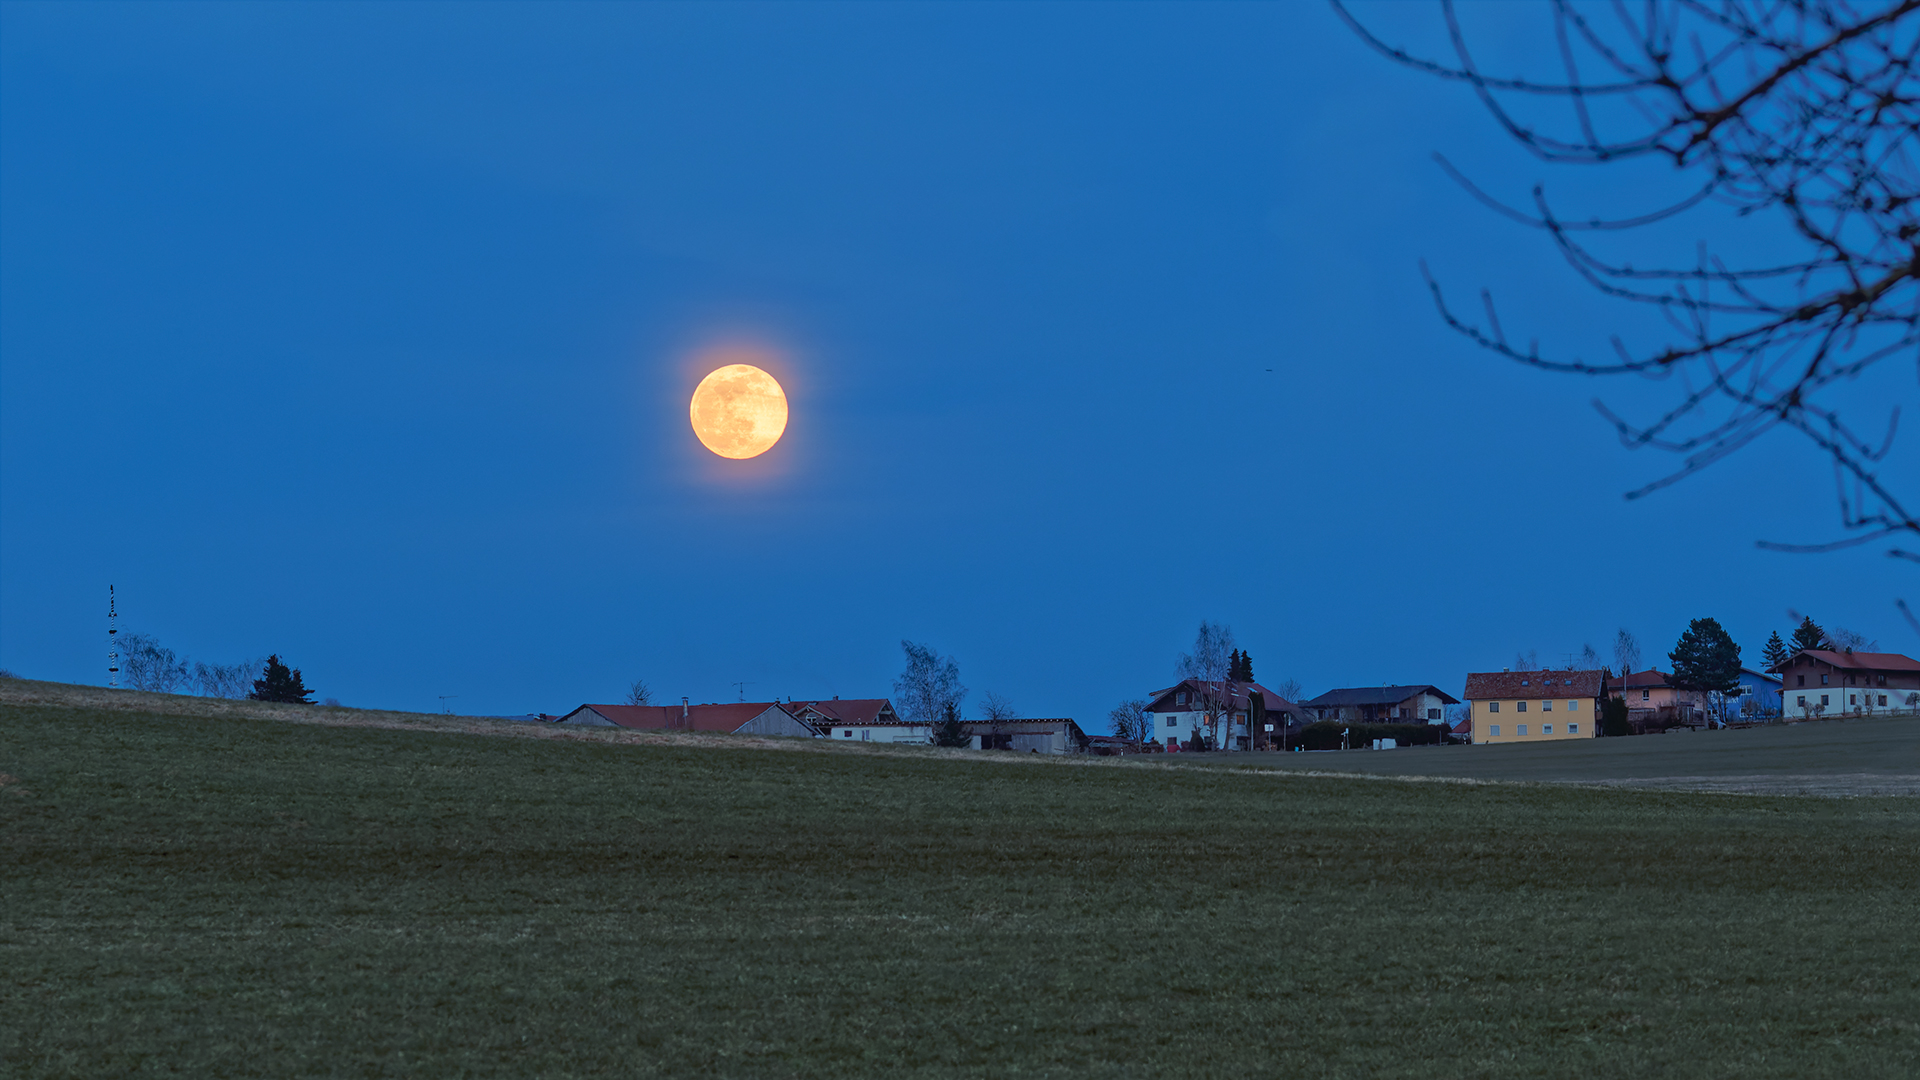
249, 655, 314, 704
932, 701, 970, 747
1790, 616, 1829, 653
1762, 631, 1791, 670
1239, 650, 1255, 683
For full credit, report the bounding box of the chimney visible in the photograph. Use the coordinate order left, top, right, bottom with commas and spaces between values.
1502, 668, 1510, 673
681, 696, 689, 729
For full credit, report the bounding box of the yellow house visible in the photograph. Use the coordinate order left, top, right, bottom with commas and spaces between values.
1463, 669, 1606, 744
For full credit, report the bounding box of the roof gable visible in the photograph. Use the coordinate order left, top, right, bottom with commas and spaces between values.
1779, 650, 1920, 673
790, 699, 903, 725
1146, 679, 1304, 715
1300, 684, 1461, 707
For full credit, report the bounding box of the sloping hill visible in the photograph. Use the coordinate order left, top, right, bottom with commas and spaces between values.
2, 693, 1917, 1078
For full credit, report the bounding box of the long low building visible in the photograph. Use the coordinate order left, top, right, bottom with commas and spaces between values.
962, 717, 1089, 754
557, 699, 817, 738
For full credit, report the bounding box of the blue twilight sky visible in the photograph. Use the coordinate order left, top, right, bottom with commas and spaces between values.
1, 2, 1909, 722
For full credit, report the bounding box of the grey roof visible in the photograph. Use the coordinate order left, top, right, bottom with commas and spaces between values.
1301, 684, 1461, 707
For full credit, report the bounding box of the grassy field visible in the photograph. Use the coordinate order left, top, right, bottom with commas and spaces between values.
3, 694, 1918, 1078
1174, 717, 1920, 796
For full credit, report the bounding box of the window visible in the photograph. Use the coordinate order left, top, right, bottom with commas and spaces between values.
1879, 695, 1888, 706
1568, 723, 1579, 734
1821, 674, 1829, 685
1520, 679, 1529, 686
1427, 708, 1441, 720
1797, 695, 1807, 706
1488, 701, 1500, 713
1516, 724, 1528, 736
1166, 716, 1177, 728
1878, 675, 1887, 686
1797, 675, 1805, 687
1516, 701, 1528, 712
1850, 695, 1857, 706
1642, 689, 1651, 701
1490, 724, 1501, 737
1541, 724, 1553, 735
1176, 691, 1188, 704
861, 730, 870, 741
1821, 694, 1830, 706
842, 730, 853, 738
1541, 700, 1553, 711
1567, 700, 1578, 711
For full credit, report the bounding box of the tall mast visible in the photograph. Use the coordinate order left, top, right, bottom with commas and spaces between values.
107, 585, 119, 688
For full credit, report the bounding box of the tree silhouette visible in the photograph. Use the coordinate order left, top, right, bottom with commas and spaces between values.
932, 702, 970, 747
1762, 631, 1791, 671
1668, 618, 1743, 723
1339, 2, 1920, 583
1790, 616, 1830, 653
249, 655, 314, 704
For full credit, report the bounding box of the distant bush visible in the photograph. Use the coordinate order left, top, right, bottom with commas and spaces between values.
1299, 721, 1444, 751
1601, 696, 1632, 737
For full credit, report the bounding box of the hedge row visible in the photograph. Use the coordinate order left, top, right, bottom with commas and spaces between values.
1297, 721, 1448, 751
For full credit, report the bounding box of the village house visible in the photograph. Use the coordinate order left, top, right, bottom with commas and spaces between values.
556, 698, 817, 737
1771, 650, 1920, 718
1300, 684, 1458, 724
1462, 669, 1605, 744
1145, 679, 1304, 751
1733, 667, 1782, 718
1606, 669, 1705, 732
785, 698, 927, 742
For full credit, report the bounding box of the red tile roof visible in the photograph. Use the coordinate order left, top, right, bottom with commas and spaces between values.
1463, 669, 1607, 700
788, 699, 903, 725
1777, 650, 1920, 673
1606, 669, 1674, 690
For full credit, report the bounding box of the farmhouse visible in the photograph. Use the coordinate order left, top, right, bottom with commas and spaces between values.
1300, 684, 1458, 724
787, 698, 931, 743
557, 699, 816, 737
1145, 679, 1304, 751
1772, 650, 1920, 718
1463, 669, 1605, 744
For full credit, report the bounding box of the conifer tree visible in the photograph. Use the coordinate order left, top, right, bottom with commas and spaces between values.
1239, 650, 1255, 683
1790, 616, 1829, 653
1668, 619, 1742, 723
932, 701, 970, 747
249, 654, 314, 704
1762, 631, 1792, 671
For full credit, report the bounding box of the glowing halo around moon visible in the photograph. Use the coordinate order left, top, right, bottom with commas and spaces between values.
689, 363, 789, 459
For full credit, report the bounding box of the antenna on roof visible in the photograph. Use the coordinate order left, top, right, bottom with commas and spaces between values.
437, 695, 458, 715
730, 680, 753, 702
106, 585, 119, 689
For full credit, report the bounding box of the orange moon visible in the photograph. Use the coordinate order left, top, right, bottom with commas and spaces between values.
689, 364, 788, 459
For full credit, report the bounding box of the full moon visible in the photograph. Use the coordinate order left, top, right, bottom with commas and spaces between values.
689, 363, 788, 459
